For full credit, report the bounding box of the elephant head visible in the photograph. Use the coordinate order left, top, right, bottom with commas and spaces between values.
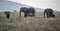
19, 7, 27, 17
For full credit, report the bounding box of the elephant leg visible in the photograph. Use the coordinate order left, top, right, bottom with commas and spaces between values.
8, 14, 10, 19
49, 14, 51, 17
44, 12, 45, 18
49, 13, 53, 17
30, 15, 33, 17
53, 14, 55, 18
46, 13, 49, 18
24, 13, 27, 17
32, 13, 35, 17
6, 14, 10, 19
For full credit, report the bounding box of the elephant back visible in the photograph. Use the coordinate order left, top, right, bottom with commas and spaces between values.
44, 8, 53, 13
20, 7, 27, 12
4, 11, 10, 14
27, 7, 35, 13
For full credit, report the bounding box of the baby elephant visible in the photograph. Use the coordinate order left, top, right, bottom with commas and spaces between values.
49, 14, 55, 18
27, 13, 33, 17
4, 11, 10, 19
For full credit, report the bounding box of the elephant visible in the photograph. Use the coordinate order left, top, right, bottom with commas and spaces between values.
49, 14, 55, 18
19, 7, 36, 17
44, 8, 55, 18
27, 13, 33, 17
4, 11, 10, 19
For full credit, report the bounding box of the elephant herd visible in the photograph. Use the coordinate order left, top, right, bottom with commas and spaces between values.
4, 7, 55, 19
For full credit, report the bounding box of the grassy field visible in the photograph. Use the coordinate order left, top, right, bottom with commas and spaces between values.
0, 12, 60, 31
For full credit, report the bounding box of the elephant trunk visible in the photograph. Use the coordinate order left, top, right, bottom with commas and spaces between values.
20, 10, 21, 17
44, 12, 45, 18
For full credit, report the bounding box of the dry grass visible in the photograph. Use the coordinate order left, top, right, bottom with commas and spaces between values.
0, 12, 60, 31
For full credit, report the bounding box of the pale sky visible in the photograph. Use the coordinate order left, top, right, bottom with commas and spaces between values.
8, 0, 60, 11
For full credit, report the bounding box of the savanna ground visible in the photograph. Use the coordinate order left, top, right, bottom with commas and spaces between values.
0, 12, 60, 31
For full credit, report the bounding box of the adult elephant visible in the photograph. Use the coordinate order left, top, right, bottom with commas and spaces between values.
4, 11, 10, 19
44, 8, 55, 18
19, 7, 36, 17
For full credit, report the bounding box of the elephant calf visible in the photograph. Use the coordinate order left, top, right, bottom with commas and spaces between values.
49, 14, 55, 18
4, 11, 10, 19
27, 13, 33, 17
